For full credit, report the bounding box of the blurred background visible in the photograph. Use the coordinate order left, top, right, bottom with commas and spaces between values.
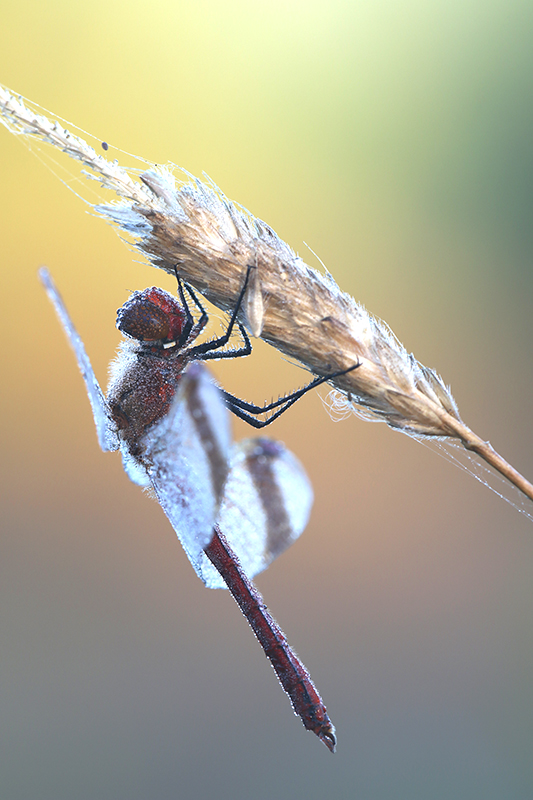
2, 1, 533, 798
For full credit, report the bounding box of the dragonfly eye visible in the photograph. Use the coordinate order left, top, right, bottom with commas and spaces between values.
117, 299, 171, 342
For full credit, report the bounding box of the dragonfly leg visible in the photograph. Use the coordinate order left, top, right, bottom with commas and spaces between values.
187, 266, 254, 360
223, 362, 361, 428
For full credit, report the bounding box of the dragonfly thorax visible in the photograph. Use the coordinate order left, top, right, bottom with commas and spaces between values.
107, 338, 188, 457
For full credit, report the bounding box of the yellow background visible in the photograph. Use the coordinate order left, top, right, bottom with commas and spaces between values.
1, 1, 533, 797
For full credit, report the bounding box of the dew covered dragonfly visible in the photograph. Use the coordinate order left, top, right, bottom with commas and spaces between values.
40, 266, 359, 752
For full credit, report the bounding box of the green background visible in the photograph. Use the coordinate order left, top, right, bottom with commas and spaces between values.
2, 1, 533, 797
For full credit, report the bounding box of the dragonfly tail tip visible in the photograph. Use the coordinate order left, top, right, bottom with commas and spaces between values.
318, 724, 337, 754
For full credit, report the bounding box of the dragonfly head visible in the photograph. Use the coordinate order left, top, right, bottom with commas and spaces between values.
116, 287, 187, 349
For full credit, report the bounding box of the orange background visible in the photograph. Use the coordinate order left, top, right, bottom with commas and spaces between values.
1, 1, 533, 797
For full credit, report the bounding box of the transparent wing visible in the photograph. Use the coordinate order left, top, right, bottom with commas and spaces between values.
39, 268, 119, 452
198, 437, 314, 589
143, 363, 232, 583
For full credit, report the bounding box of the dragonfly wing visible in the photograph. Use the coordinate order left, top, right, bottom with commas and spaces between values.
198, 437, 314, 589
143, 363, 232, 583
39, 268, 119, 453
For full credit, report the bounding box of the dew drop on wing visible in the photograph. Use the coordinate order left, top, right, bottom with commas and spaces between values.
203, 437, 313, 587
141, 365, 233, 581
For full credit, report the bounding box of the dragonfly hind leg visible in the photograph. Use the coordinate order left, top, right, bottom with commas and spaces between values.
222, 362, 361, 428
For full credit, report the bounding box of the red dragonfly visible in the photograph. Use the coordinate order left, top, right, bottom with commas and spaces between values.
40, 266, 358, 752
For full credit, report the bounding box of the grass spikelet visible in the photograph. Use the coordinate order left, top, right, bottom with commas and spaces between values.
2, 83, 532, 510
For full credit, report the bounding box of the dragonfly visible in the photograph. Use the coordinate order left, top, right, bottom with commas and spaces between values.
39, 266, 359, 752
